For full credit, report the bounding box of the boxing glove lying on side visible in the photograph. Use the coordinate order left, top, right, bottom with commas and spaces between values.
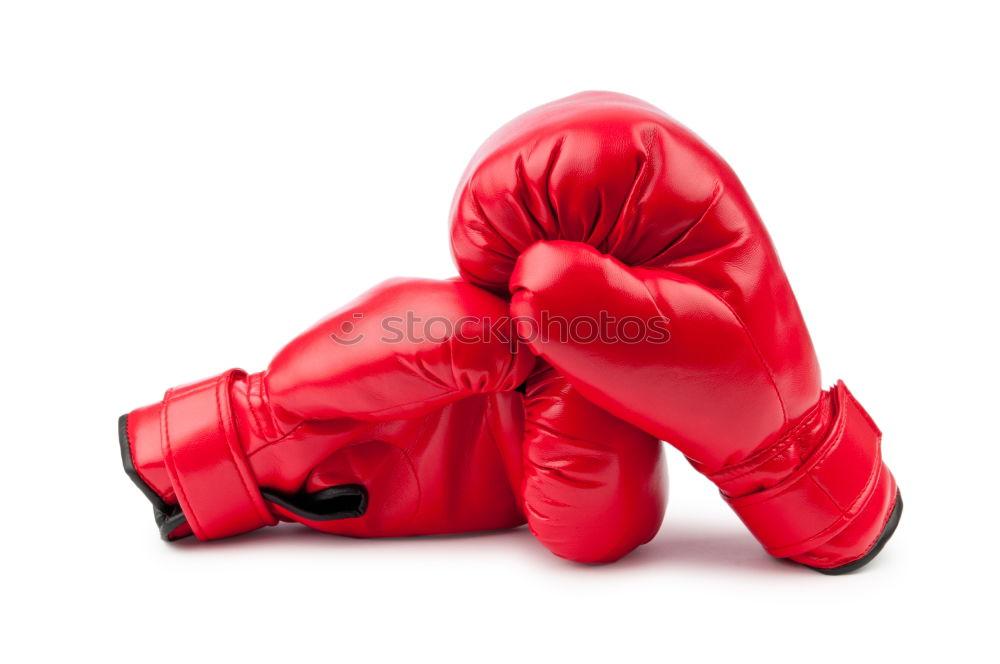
451, 91, 900, 573
120, 278, 665, 563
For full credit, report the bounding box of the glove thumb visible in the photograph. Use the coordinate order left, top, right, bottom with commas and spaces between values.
510, 240, 782, 456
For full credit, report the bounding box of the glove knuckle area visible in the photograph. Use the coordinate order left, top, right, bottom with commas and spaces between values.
451, 91, 731, 290
521, 367, 667, 563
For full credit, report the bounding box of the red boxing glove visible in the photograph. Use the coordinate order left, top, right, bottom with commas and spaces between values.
451, 92, 900, 573
120, 278, 665, 563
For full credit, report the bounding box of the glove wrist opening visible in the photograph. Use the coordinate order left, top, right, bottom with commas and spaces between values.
158, 369, 277, 540
713, 381, 892, 560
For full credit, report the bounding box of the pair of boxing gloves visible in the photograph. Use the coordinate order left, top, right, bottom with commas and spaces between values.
120, 92, 900, 573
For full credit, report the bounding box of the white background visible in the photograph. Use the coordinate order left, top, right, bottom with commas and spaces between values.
2, 1, 997, 661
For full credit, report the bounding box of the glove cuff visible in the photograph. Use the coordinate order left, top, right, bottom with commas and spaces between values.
121, 370, 277, 540
712, 381, 896, 561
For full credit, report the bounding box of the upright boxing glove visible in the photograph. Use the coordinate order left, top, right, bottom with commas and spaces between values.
120, 277, 665, 562
451, 92, 900, 573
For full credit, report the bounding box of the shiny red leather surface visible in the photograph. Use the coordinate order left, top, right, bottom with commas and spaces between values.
451, 91, 898, 568
125, 278, 665, 562
521, 360, 664, 563
160, 370, 276, 540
